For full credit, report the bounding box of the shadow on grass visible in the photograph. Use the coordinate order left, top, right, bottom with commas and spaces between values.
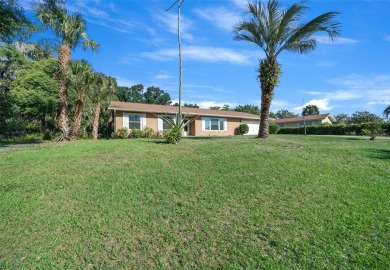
147, 136, 253, 144
183, 136, 231, 140
365, 149, 390, 160
340, 137, 367, 141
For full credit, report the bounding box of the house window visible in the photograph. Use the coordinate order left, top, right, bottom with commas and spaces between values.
128, 114, 141, 129
203, 118, 226, 131
158, 115, 175, 131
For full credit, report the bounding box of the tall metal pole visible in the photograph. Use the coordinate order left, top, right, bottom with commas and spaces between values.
177, 0, 182, 124
167, 0, 183, 124
303, 98, 307, 136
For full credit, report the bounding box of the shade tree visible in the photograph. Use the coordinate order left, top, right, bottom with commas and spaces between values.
10, 58, 58, 132
275, 109, 298, 119
302, 105, 320, 116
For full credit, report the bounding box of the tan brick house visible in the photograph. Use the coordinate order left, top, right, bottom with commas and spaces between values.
108, 101, 261, 136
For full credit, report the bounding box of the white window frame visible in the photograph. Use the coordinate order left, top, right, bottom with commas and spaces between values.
158, 115, 176, 131
123, 113, 146, 130
202, 117, 227, 131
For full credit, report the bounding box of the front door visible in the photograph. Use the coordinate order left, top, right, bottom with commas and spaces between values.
183, 120, 190, 136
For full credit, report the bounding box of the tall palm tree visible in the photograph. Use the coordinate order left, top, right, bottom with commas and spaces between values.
66, 60, 93, 139
384, 105, 390, 119
234, 0, 340, 138
88, 74, 116, 140
35, 2, 98, 138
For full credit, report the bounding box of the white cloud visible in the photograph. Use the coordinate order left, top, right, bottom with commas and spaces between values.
170, 100, 236, 109
116, 76, 136, 87
197, 101, 237, 109
231, 0, 248, 8
384, 35, 390, 42
194, 7, 240, 31
153, 74, 174, 80
65, 1, 138, 34
304, 74, 390, 108
292, 98, 333, 112
316, 60, 334, 67
303, 90, 361, 101
367, 100, 390, 105
141, 46, 258, 65
156, 12, 194, 41
315, 36, 358, 44
185, 84, 227, 93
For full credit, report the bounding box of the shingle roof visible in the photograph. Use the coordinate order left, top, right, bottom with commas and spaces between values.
270, 113, 336, 124
108, 101, 260, 120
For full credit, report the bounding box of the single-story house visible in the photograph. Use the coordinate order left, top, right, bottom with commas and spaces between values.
108, 101, 261, 136
270, 113, 336, 128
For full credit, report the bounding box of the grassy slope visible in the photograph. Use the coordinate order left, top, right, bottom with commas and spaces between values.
0, 136, 389, 269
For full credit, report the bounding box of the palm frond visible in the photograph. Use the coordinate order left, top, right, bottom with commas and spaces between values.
234, 0, 340, 59
284, 39, 316, 54
384, 105, 390, 118
278, 11, 340, 56
34, 2, 99, 53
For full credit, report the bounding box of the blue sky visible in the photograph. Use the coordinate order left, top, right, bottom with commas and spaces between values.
23, 0, 390, 116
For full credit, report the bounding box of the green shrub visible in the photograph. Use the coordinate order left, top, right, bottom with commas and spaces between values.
130, 128, 143, 138
142, 127, 154, 138
360, 128, 371, 136
269, 123, 280, 134
1, 133, 42, 144
383, 122, 390, 136
116, 127, 128, 139
154, 131, 163, 138
164, 126, 182, 144
278, 122, 387, 137
43, 132, 52, 140
361, 122, 383, 140
238, 123, 249, 135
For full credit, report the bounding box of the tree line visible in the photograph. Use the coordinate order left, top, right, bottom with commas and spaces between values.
0, 0, 173, 140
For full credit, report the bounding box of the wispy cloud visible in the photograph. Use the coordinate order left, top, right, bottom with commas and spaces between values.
141, 46, 259, 65
269, 100, 297, 112
116, 76, 137, 87
153, 74, 174, 80
304, 74, 390, 108
65, 1, 139, 34
384, 35, 390, 42
231, 0, 247, 8
194, 7, 240, 31
316, 60, 334, 67
197, 101, 237, 109
302, 90, 361, 101
185, 84, 228, 93
156, 12, 194, 41
315, 36, 358, 45
169, 100, 236, 109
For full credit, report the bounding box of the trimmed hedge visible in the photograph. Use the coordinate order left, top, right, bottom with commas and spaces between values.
278, 122, 390, 136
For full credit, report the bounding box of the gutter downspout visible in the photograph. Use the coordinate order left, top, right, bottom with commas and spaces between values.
113, 109, 116, 138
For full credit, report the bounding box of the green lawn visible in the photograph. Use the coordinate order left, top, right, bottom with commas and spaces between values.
0, 135, 389, 269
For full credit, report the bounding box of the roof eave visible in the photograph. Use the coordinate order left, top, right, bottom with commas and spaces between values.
108, 107, 259, 120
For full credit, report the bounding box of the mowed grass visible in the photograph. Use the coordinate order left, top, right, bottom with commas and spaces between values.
0, 135, 389, 269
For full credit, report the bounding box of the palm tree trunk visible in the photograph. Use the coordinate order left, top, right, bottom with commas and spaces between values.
57, 43, 70, 137
69, 94, 83, 139
258, 58, 280, 138
92, 102, 101, 140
